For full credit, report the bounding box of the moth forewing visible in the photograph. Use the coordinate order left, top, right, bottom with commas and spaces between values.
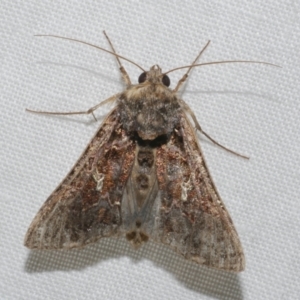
182, 112, 244, 271
151, 108, 245, 272
25, 33, 247, 272
24, 108, 136, 249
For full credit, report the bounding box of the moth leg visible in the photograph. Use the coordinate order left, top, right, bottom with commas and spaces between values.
26, 94, 119, 122
103, 31, 132, 87
173, 40, 211, 93
180, 99, 249, 159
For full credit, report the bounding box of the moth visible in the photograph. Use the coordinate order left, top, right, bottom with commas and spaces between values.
25, 32, 275, 272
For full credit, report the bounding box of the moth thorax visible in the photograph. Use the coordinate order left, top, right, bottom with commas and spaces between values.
119, 83, 180, 140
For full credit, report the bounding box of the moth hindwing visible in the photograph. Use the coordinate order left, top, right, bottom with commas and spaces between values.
25, 33, 245, 272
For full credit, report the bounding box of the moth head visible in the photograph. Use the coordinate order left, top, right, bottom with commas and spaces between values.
138, 65, 170, 87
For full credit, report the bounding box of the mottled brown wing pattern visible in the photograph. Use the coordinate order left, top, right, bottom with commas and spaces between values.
25, 108, 136, 249
155, 113, 245, 272
25, 46, 247, 272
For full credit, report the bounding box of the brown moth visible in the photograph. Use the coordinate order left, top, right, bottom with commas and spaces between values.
25, 32, 276, 272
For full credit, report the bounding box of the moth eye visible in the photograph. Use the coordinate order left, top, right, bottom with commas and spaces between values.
162, 75, 170, 87
138, 72, 147, 83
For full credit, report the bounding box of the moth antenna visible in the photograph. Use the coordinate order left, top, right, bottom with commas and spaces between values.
34, 34, 145, 72
165, 60, 280, 75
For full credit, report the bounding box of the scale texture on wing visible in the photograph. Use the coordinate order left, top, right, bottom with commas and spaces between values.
25, 108, 136, 249
154, 114, 245, 272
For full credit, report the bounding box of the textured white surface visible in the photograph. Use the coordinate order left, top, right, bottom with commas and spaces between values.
1, 1, 299, 299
